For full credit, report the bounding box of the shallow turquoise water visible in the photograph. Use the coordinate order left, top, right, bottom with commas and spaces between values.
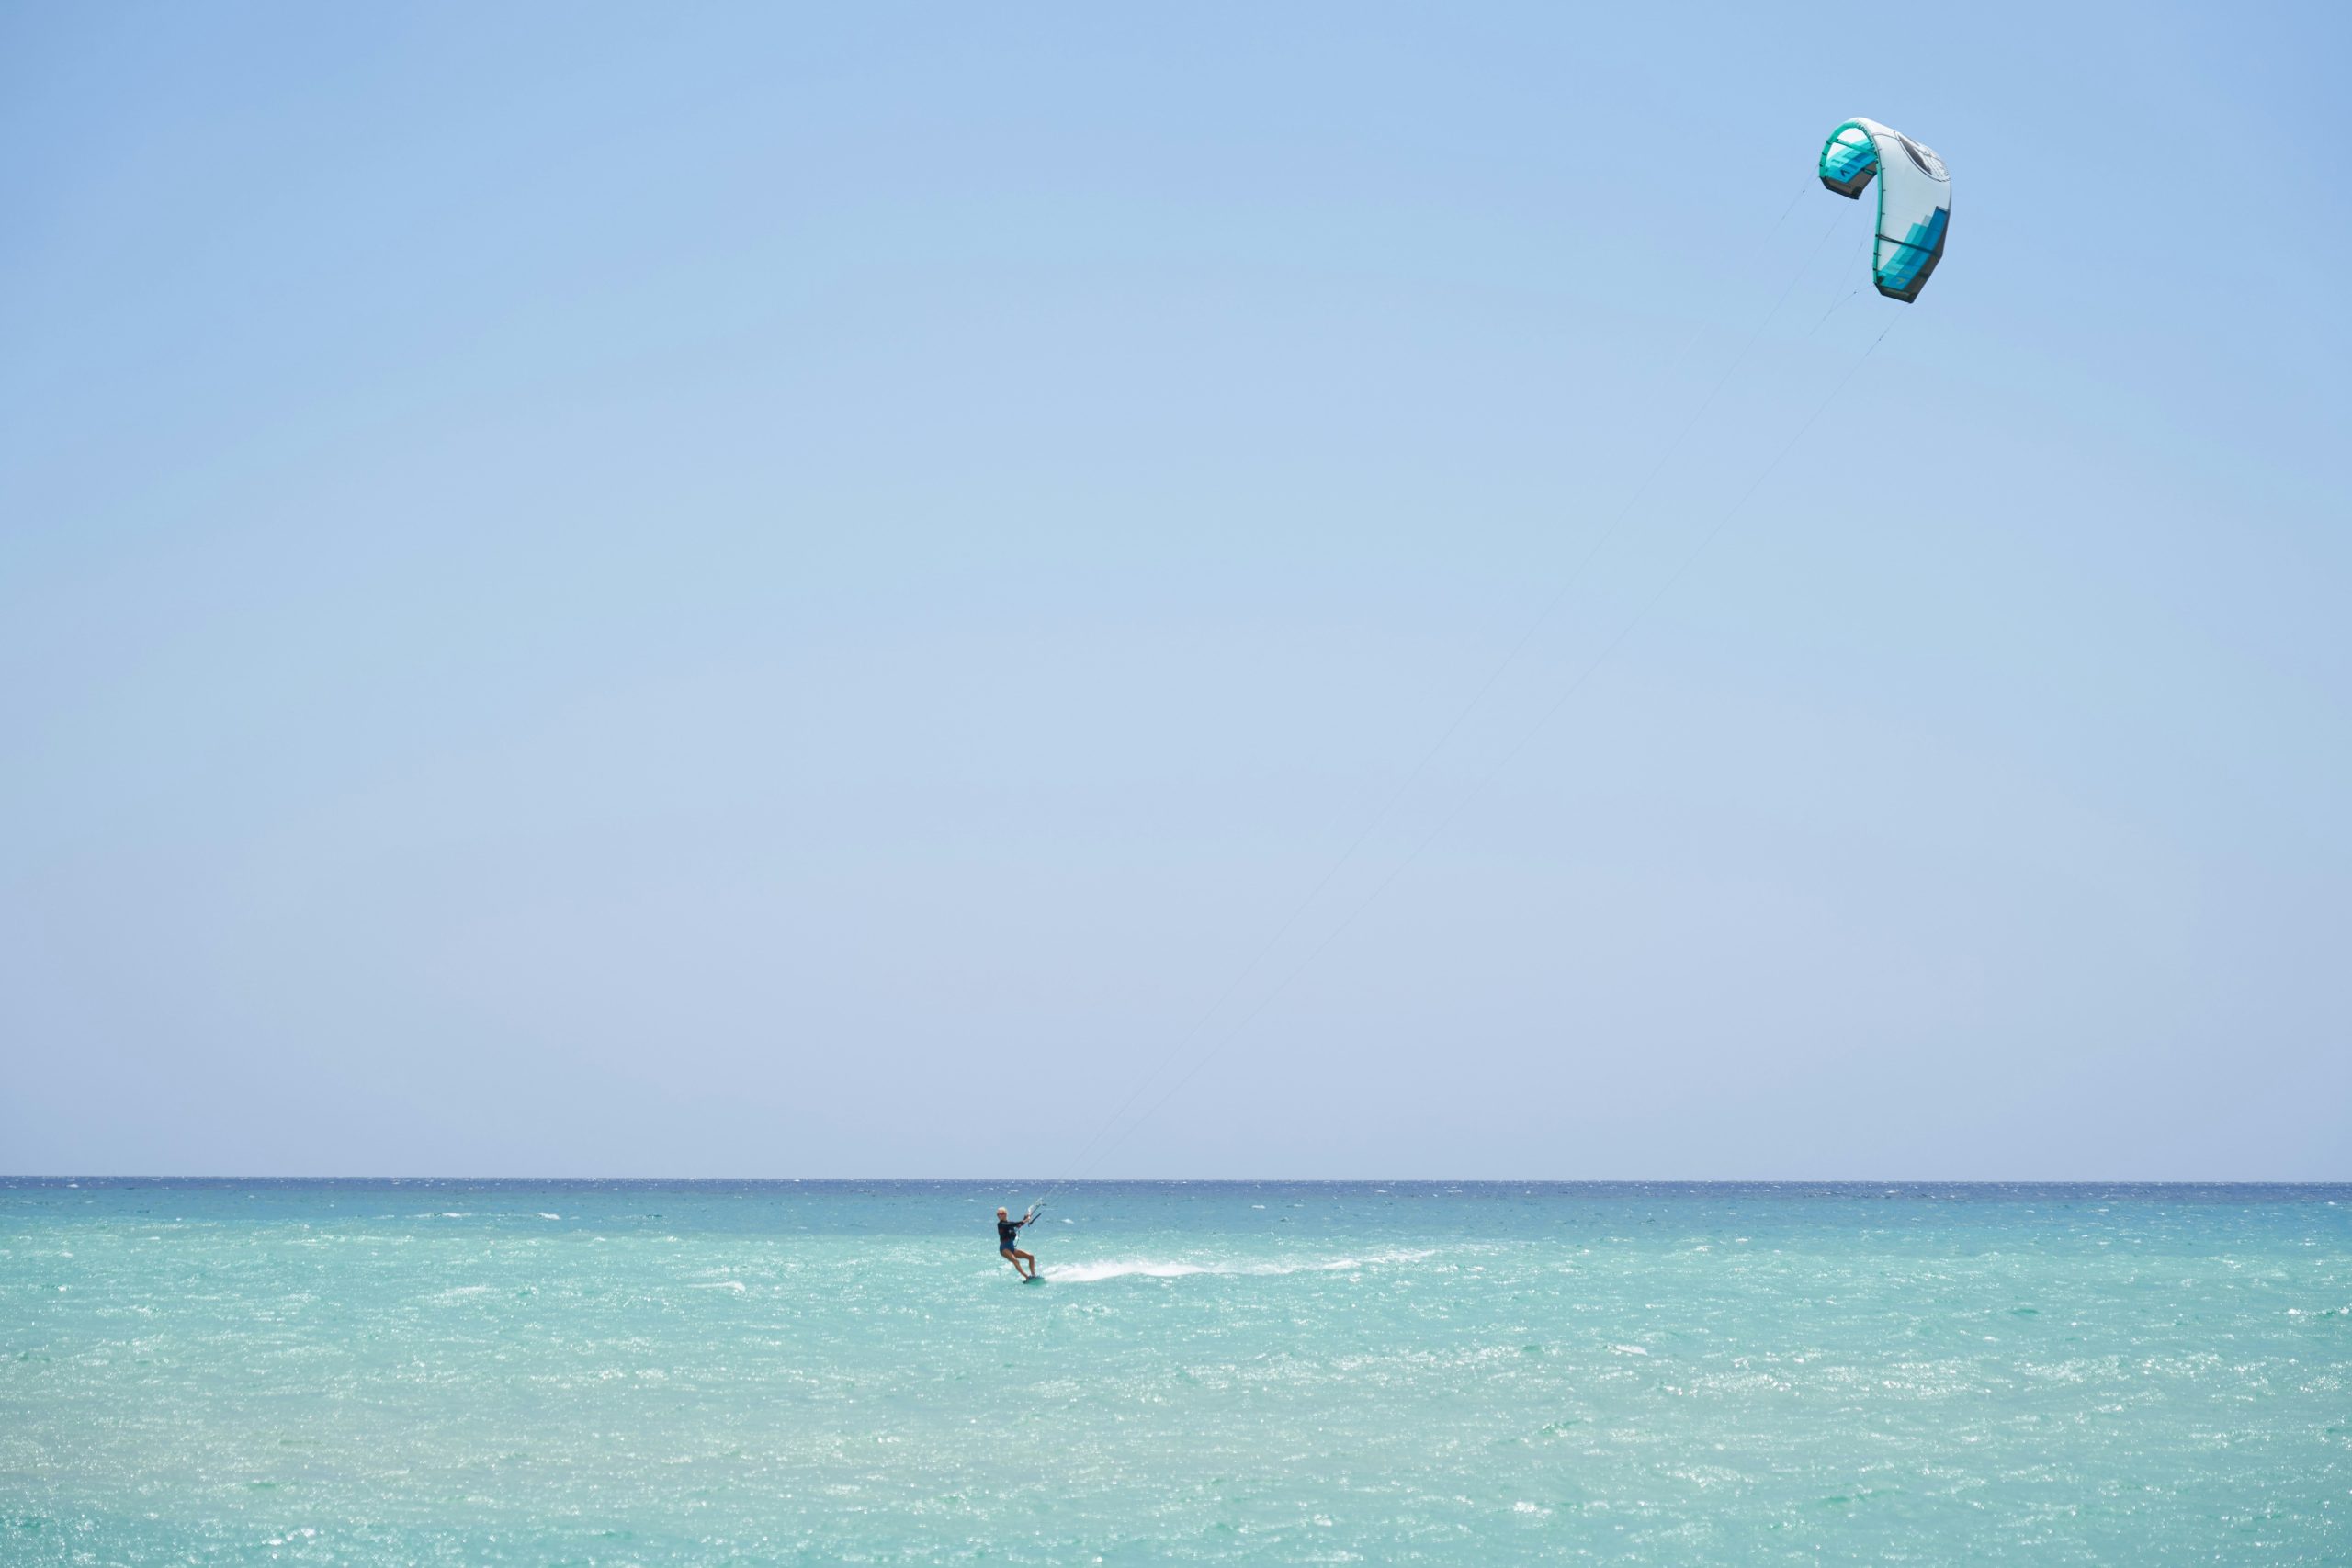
2, 1180, 2346, 1564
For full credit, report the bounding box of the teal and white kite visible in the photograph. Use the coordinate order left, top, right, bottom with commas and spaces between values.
1818, 118, 1951, 302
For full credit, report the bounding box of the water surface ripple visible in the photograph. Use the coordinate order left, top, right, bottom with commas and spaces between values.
2, 1180, 2345, 1564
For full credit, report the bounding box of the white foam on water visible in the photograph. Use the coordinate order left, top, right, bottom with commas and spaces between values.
1047, 1260, 1211, 1281
1045, 1249, 1432, 1284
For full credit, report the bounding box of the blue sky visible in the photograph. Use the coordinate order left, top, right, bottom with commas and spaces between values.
3, 2, 2346, 1179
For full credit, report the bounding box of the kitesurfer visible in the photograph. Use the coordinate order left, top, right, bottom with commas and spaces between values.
997, 1205, 1038, 1280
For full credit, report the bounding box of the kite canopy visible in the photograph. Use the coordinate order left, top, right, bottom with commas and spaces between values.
1818, 118, 1951, 302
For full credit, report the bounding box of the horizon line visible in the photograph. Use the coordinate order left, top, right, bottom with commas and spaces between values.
5, 1174, 2346, 1187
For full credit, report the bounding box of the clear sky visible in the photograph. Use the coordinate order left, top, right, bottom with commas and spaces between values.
4, 2, 2346, 1179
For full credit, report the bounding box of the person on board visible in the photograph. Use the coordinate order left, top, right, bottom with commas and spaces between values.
997, 1205, 1039, 1280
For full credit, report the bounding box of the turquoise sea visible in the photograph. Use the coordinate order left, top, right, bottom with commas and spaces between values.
2, 1180, 2346, 1564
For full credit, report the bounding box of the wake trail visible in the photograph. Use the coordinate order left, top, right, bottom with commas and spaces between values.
1041, 1248, 1434, 1283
